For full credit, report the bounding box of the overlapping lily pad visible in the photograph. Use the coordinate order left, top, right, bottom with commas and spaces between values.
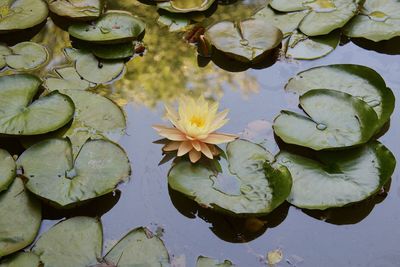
0, 252, 40, 267
197, 256, 234, 267
158, 0, 216, 13
277, 141, 395, 209
32, 217, 102, 267
0, 149, 15, 192
168, 139, 292, 216
0, 74, 74, 136
344, 0, 400, 42
0, 178, 42, 257
5, 42, 49, 71
104, 227, 170, 266
0, 0, 48, 33
285, 64, 395, 128
44, 66, 90, 91
204, 18, 283, 62
0, 44, 11, 69
17, 138, 130, 207
46, 0, 105, 20
68, 11, 145, 44
269, 0, 359, 36
273, 89, 379, 150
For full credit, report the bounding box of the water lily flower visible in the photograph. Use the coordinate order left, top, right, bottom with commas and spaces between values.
153, 96, 238, 163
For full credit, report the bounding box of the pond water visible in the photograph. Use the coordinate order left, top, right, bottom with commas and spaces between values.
2, 0, 400, 266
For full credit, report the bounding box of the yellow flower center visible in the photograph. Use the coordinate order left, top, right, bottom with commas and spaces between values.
189, 116, 206, 128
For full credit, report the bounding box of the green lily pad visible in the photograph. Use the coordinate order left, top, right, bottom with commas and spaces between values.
0, 44, 11, 69
0, 0, 48, 33
90, 42, 134, 59
0, 149, 15, 192
158, 0, 216, 13
44, 66, 90, 91
0, 252, 40, 267
168, 139, 292, 216
205, 19, 283, 62
197, 256, 234, 267
285, 64, 395, 128
344, 0, 400, 42
0, 74, 74, 136
270, 0, 359, 36
68, 11, 145, 44
277, 141, 395, 209
5, 42, 49, 71
273, 89, 379, 150
32, 217, 102, 267
17, 138, 130, 207
0, 178, 41, 257
104, 227, 170, 266
286, 31, 340, 60
46, 0, 105, 20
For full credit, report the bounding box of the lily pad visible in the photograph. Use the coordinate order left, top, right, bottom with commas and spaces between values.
0, 44, 11, 69
46, 0, 105, 20
68, 11, 145, 44
0, 149, 15, 192
0, 252, 40, 267
168, 139, 292, 216
0, 178, 42, 257
197, 256, 234, 267
104, 227, 170, 266
344, 0, 400, 42
273, 89, 379, 150
204, 19, 283, 62
0, 0, 48, 33
158, 0, 216, 13
17, 138, 130, 207
32, 217, 102, 267
74, 41, 135, 60
270, 0, 359, 36
158, 13, 191, 32
5, 42, 49, 71
276, 141, 395, 209
44, 66, 90, 91
286, 31, 340, 60
0, 74, 74, 136
285, 64, 395, 128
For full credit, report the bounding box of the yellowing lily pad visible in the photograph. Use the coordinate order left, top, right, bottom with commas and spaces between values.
0, 149, 15, 192
46, 0, 105, 20
44, 66, 90, 91
5, 42, 49, 71
0, 0, 48, 33
17, 138, 130, 207
68, 11, 145, 44
0, 178, 42, 257
0, 252, 40, 267
277, 141, 395, 209
273, 89, 379, 150
0, 74, 74, 136
344, 0, 400, 41
158, 0, 216, 13
168, 139, 292, 216
205, 19, 283, 62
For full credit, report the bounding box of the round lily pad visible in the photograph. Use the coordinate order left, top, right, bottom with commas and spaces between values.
276, 141, 396, 209
270, 0, 359, 36
273, 89, 379, 150
0, 74, 74, 136
168, 139, 292, 216
197, 256, 234, 267
0, 252, 40, 267
44, 66, 90, 91
68, 11, 145, 44
90, 42, 135, 59
285, 64, 395, 128
17, 138, 130, 207
0, 44, 11, 69
158, 0, 216, 13
75, 52, 125, 84
5, 42, 49, 71
46, 0, 105, 20
0, 178, 42, 257
0, 0, 48, 33
344, 0, 400, 42
204, 18, 283, 62
32, 217, 102, 267
104, 227, 170, 266
0, 149, 15, 192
